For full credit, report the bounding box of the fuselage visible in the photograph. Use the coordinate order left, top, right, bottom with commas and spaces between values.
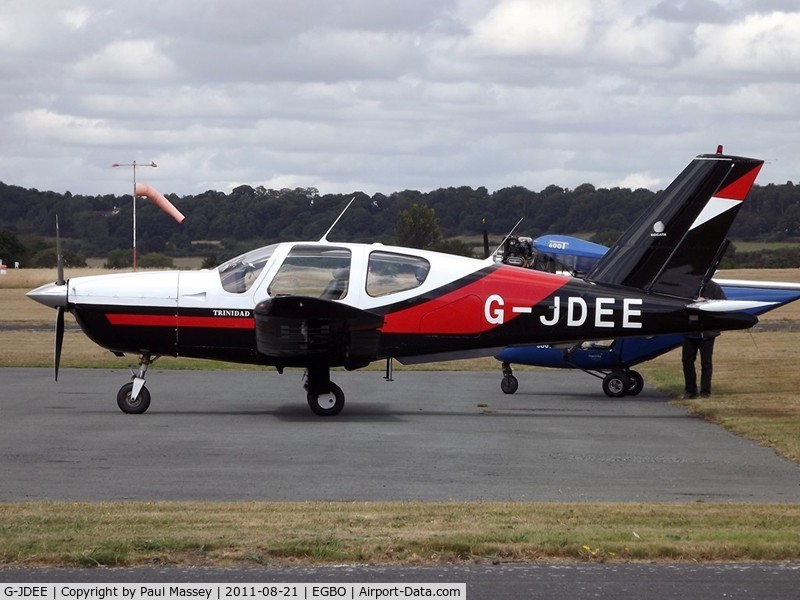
28, 240, 757, 367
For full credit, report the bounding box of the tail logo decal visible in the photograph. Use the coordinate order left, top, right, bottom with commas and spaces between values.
651, 221, 667, 237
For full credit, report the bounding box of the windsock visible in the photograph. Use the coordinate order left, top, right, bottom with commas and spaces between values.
134, 182, 185, 223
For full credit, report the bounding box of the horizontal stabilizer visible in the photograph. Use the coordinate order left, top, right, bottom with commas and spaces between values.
687, 307, 758, 333
688, 299, 777, 312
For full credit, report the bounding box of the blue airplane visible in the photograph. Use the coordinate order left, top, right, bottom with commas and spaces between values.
495, 234, 800, 397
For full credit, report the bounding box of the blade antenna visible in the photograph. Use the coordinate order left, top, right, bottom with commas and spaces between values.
319, 196, 355, 242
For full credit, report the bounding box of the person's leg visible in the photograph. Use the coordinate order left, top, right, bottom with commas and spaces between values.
699, 337, 716, 396
682, 338, 699, 398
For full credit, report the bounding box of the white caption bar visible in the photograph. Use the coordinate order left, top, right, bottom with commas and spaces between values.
2, 584, 466, 600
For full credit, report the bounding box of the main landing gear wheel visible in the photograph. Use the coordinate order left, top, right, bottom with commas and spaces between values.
626, 370, 644, 396
501, 374, 519, 394
602, 371, 629, 398
117, 381, 151, 414
307, 382, 345, 416
500, 361, 519, 394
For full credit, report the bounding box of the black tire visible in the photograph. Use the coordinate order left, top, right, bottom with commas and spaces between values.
500, 375, 519, 395
307, 381, 345, 416
117, 382, 151, 414
626, 370, 644, 396
602, 371, 628, 398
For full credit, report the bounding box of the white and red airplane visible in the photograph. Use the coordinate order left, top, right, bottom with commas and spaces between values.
28, 150, 768, 416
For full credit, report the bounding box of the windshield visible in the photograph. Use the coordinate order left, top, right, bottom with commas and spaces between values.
218, 244, 278, 293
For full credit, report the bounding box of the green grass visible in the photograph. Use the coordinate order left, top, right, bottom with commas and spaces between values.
2, 502, 799, 567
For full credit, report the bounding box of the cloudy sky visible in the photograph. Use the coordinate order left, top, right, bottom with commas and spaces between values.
2, 0, 799, 198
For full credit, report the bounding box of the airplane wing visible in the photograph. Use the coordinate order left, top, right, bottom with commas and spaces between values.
254, 296, 384, 371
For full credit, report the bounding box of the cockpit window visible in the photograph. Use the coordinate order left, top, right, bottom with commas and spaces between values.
268, 245, 352, 300
367, 251, 430, 297
218, 244, 277, 293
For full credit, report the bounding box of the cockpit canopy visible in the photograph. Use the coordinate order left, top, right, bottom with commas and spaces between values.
217, 242, 432, 301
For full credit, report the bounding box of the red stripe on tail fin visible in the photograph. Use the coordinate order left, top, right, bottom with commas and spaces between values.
714, 164, 763, 200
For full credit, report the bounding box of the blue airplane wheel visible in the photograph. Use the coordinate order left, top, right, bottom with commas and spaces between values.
602, 372, 628, 398
307, 382, 345, 416
117, 382, 151, 414
500, 375, 519, 395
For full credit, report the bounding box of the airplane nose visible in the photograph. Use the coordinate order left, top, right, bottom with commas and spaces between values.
27, 282, 68, 309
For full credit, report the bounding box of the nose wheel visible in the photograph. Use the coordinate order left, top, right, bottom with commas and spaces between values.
117, 381, 151, 414
116, 353, 158, 414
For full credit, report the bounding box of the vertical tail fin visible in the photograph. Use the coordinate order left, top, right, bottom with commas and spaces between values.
586, 152, 763, 297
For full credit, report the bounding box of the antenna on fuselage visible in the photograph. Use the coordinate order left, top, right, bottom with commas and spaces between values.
319, 196, 356, 242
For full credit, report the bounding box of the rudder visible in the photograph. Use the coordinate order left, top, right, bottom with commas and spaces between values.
586, 152, 763, 297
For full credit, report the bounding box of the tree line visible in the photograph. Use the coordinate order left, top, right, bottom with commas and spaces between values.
1, 178, 800, 268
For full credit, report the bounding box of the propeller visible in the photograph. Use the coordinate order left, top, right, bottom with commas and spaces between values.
55, 305, 64, 381
482, 218, 490, 259
54, 215, 65, 381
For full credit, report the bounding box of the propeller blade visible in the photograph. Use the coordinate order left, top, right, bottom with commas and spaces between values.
55, 215, 64, 285
54, 306, 64, 381
482, 218, 490, 259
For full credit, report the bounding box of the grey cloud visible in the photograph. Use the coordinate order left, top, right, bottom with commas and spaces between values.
1, 0, 799, 200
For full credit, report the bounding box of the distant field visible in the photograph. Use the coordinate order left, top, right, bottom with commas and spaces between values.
731, 240, 800, 252
84, 256, 204, 269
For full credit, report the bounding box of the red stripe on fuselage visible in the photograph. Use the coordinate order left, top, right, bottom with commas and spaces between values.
380, 265, 570, 334
106, 314, 255, 329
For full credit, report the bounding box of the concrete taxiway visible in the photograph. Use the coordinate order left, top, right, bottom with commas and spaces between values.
3, 563, 800, 599
1, 367, 799, 502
